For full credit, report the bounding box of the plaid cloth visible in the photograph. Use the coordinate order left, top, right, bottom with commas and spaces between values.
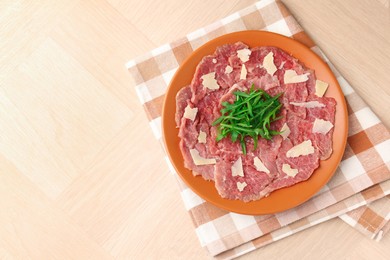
127, 0, 390, 258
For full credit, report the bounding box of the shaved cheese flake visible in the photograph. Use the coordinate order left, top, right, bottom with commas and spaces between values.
279, 61, 286, 69
212, 58, 217, 64
237, 181, 247, 192
284, 70, 310, 84
183, 105, 198, 121
201, 72, 220, 90
280, 123, 291, 140
254, 157, 270, 174
282, 164, 299, 177
315, 80, 329, 97
263, 52, 277, 76
312, 118, 334, 134
240, 64, 247, 80
231, 157, 244, 177
290, 101, 325, 108
197, 130, 207, 143
225, 65, 233, 74
189, 149, 216, 165
286, 140, 315, 158
237, 48, 251, 63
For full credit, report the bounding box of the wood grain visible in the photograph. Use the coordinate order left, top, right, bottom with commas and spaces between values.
0, 0, 389, 259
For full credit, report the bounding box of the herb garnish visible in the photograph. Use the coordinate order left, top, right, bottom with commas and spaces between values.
212, 85, 283, 154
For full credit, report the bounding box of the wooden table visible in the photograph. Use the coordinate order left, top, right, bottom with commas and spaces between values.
1, 0, 389, 259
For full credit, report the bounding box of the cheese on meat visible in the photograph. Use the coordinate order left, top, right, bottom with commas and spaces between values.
240, 64, 247, 80
315, 80, 329, 97
312, 118, 334, 134
280, 123, 291, 140
282, 164, 299, 177
183, 105, 198, 121
286, 140, 315, 158
284, 70, 310, 84
201, 72, 220, 90
225, 65, 233, 74
279, 61, 286, 69
290, 101, 325, 108
254, 157, 270, 174
197, 130, 207, 143
237, 181, 247, 192
189, 149, 216, 165
231, 157, 244, 177
237, 48, 251, 63
263, 51, 277, 76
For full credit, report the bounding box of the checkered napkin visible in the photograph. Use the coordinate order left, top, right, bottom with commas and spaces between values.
127, 0, 390, 258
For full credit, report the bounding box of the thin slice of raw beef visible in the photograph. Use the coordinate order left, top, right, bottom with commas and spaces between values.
175, 42, 336, 202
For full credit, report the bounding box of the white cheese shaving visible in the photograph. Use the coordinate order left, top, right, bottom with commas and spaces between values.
237, 181, 247, 192
286, 140, 315, 158
263, 52, 277, 76
231, 157, 244, 177
183, 105, 198, 121
225, 65, 233, 74
315, 80, 329, 97
201, 72, 220, 90
254, 157, 270, 174
284, 70, 310, 84
189, 149, 216, 166
279, 61, 286, 69
237, 48, 251, 63
198, 130, 207, 143
240, 64, 247, 80
280, 123, 291, 140
282, 164, 299, 177
290, 101, 325, 108
212, 58, 217, 64
312, 118, 334, 134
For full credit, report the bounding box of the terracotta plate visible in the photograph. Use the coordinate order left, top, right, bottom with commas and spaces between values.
162, 31, 348, 215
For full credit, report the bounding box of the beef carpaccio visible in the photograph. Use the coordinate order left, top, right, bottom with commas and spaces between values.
175, 42, 336, 202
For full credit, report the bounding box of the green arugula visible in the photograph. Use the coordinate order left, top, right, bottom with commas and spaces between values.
212, 85, 283, 154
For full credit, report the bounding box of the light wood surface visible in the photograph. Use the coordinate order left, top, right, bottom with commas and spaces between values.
0, 0, 389, 259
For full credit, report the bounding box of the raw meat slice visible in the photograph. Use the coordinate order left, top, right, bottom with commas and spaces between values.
175, 42, 336, 202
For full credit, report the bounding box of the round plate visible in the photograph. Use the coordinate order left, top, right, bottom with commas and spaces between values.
162, 31, 348, 215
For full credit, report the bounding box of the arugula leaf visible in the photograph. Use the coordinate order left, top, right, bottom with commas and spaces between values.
212, 85, 283, 154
